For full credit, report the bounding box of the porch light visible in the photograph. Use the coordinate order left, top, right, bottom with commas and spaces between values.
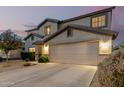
99, 40, 112, 55
43, 44, 49, 55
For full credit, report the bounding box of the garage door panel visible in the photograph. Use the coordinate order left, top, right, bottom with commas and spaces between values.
50, 42, 98, 65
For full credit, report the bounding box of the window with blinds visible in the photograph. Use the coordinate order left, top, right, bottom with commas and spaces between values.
92, 15, 106, 28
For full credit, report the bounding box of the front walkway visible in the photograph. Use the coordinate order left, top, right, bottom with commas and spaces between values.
0, 63, 97, 87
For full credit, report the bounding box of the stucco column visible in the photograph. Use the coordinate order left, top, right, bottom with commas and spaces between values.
35, 45, 42, 61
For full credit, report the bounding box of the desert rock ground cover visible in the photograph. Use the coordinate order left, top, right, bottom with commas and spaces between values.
90, 48, 124, 87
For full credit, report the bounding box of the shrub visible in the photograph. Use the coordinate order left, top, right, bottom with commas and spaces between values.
21, 52, 35, 61
97, 49, 124, 87
38, 55, 49, 63
0, 57, 3, 62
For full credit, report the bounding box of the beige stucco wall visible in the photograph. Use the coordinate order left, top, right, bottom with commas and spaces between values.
47, 29, 112, 45
59, 17, 91, 29
35, 45, 42, 60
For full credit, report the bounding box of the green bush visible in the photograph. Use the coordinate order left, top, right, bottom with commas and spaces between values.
38, 55, 49, 63
21, 52, 35, 61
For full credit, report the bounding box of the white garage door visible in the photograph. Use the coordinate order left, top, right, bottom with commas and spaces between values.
49, 42, 99, 65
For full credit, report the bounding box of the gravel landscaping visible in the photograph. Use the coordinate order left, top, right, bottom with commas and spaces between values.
0, 60, 37, 73
90, 48, 124, 87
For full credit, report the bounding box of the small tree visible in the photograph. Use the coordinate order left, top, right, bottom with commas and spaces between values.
0, 29, 23, 61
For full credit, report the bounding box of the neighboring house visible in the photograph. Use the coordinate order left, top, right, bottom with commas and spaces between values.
24, 7, 118, 65
0, 41, 24, 59
0, 49, 22, 59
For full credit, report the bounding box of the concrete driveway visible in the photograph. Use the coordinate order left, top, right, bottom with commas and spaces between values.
0, 63, 97, 87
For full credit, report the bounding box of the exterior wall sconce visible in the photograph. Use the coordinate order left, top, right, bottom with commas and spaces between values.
99, 40, 112, 55
42, 44, 49, 55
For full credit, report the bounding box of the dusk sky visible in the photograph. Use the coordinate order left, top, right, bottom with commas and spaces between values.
0, 6, 123, 45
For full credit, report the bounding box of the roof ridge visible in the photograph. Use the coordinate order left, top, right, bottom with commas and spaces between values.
45, 18, 60, 21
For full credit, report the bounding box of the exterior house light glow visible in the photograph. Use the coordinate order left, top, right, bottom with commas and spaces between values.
47, 27, 50, 34
29, 47, 35, 52
99, 40, 112, 54
44, 26, 51, 36
42, 44, 49, 55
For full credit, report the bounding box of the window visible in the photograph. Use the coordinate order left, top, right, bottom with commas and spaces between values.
67, 29, 73, 37
92, 15, 106, 28
31, 35, 34, 41
44, 26, 51, 36
29, 47, 35, 52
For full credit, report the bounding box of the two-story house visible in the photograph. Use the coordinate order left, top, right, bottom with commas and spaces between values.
24, 7, 118, 65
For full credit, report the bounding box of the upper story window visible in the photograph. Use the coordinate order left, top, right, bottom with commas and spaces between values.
44, 26, 51, 36
31, 35, 34, 41
67, 29, 73, 37
91, 15, 106, 28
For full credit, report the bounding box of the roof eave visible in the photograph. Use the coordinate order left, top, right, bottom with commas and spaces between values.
61, 6, 115, 23
33, 41, 44, 45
